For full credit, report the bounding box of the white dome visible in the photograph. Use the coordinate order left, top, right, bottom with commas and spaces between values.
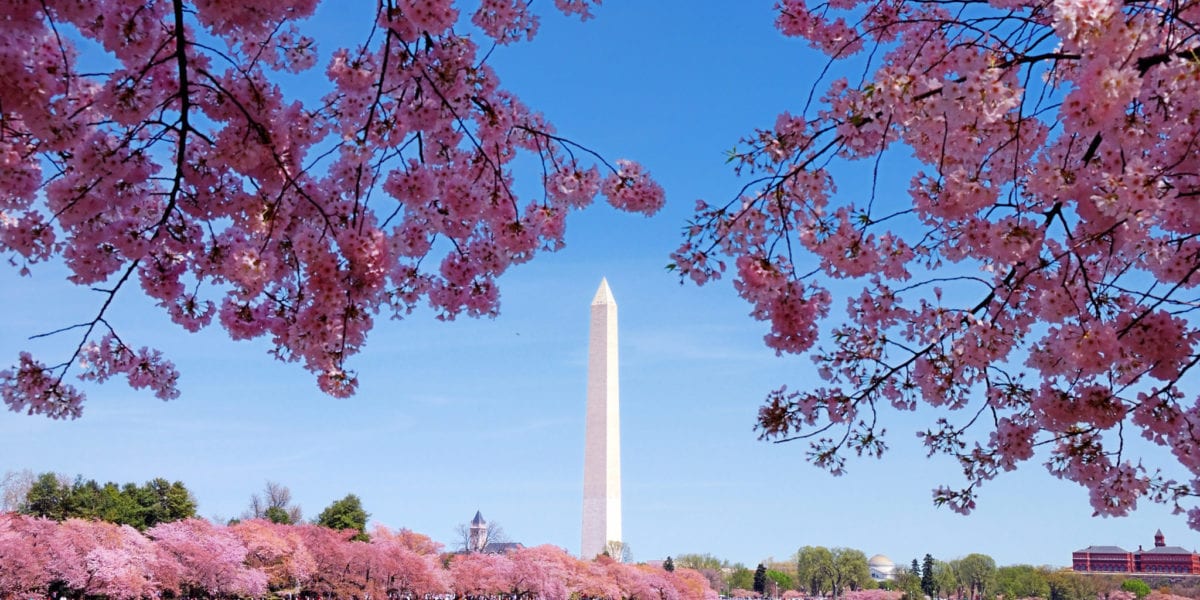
869, 555, 895, 568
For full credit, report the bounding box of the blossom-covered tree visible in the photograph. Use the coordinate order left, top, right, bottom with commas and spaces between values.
671, 0, 1200, 525
146, 518, 267, 597
0, 0, 664, 419
0, 515, 719, 600
0, 513, 55, 598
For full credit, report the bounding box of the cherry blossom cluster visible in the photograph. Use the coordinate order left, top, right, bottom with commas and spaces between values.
671, 0, 1200, 525
0, 514, 716, 600
0, 0, 662, 415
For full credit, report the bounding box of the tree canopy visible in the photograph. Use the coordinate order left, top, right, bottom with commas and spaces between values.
17, 472, 196, 530
315, 493, 369, 541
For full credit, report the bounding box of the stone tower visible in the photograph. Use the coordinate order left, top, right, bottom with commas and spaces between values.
468, 510, 487, 552
582, 278, 622, 559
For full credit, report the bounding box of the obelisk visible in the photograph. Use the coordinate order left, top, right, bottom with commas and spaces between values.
582, 278, 622, 559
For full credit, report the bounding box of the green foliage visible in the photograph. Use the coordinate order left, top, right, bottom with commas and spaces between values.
729, 566, 755, 592
894, 571, 924, 600
933, 560, 958, 600
264, 505, 292, 524
316, 493, 370, 541
1047, 569, 1101, 600
675, 553, 727, 571
952, 554, 997, 600
1121, 579, 1151, 599
831, 548, 871, 597
922, 554, 936, 598
754, 563, 768, 595
24, 473, 70, 521
797, 546, 834, 596
766, 570, 795, 594
19, 472, 196, 529
996, 565, 1050, 600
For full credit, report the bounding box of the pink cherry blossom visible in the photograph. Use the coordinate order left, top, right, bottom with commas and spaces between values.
0, 0, 658, 417
673, 0, 1200, 528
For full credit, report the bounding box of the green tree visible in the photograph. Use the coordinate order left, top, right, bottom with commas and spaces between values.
22, 473, 70, 521
132, 478, 196, 528
830, 548, 871, 598
1047, 569, 1099, 600
922, 554, 936, 599
894, 570, 924, 600
996, 565, 1050, 600
934, 560, 958, 600
913, 559, 921, 577
952, 554, 997, 600
729, 566, 755, 592
676, 553, 726, 571
664, 556, 675, 572
797, 546, 834, 596
317, 493, 370, 541
767, 570, 795, 596
1121, 579, 1151, 600
754, 563, 768, 595
264, 505, 292, 524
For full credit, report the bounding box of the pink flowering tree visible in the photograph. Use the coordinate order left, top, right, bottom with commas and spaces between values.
843, 590, 903, 600
449, 550, 514, 599
672, 0, 1200, 524
0, 513, 56, 598
229, 518, 316, 592
146, 518, 267, 598
0, 0, 664, 418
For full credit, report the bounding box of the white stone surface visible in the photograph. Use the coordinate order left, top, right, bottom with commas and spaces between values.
582, 278, 622, 559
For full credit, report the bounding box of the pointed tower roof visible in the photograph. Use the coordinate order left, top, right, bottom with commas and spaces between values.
592, 278, 616, 306
472, 511, 486, 526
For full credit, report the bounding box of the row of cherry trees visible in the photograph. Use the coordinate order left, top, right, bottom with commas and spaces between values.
0, 513, 716, 600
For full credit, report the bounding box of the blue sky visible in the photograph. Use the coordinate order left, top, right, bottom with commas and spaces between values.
0, 0, 1195, 570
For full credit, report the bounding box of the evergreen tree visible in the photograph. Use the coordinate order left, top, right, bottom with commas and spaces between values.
913, 559, 921, 577
921, 554, 936, 598
754, 563, 768, 595
317, 493, 370, 541
664, 556, 675, 572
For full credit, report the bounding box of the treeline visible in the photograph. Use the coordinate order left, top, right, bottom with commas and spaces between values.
2, 471, 370, 539
670, 548, 1197, 600
0, 514, 716, 600
11, 472, 196, 530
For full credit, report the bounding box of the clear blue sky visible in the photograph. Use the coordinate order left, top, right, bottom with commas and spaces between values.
0, 0, 1193, 570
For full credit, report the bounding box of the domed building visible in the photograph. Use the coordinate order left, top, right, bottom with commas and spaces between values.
869, 554, 896, 581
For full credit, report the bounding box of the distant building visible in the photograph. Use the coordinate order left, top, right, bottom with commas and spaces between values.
1073, 530, 1200, 574
869, 555, 896, 581
465, 511, 524, 554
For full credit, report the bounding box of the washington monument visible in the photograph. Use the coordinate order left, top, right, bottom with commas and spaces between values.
582, 278, 622, 559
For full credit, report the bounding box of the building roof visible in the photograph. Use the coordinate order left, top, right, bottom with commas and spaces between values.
868, 555, 895, 567
1075, 546, 1130, 554
471, 511, 486, 526
1138, 546, 1194, 555
483, 542, 524, 554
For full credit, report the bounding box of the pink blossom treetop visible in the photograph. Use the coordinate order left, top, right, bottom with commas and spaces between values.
671, 0, 1200, 525
449, 550, 514, 598
843, 590, 903, 600
506, 544, 572, 600
146, 518, 267, 597
0, 513, 55, 598
668, 567, 721, 600
0, 0, 664, 418
229, 518, 317, 591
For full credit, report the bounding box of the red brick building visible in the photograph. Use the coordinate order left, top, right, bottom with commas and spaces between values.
1073, 530, 1200, 575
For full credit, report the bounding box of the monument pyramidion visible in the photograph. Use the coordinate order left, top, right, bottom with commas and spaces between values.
581, 278, 622, 560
